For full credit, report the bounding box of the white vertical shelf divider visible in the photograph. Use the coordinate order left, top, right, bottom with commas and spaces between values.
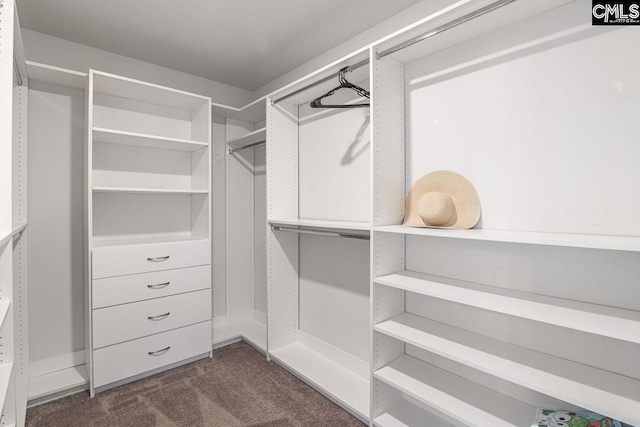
0, 2, 30, 425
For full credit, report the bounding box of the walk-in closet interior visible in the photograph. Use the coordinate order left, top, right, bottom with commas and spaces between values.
2, 0, 639, 425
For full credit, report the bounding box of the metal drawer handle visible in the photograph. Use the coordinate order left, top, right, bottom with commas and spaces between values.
148, 312, 170, 321
147, 256, 170, 262
148, 282, 170, 289
148, 346, 170, 356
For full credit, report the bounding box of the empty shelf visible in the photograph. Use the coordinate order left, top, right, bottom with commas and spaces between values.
375, 356, 535, 427
0, 363, 14, 416
92, 70, 207, 111
269, 218, 371, 232
375, 270, 640, 344
211, 101, 241, 118
28, 364, 89, 401
93, 128, 208, 152
26, 61, 87, 89
93, 186, 208, 195
374, 398, 455, 427
374, 313, 640, 425
212, 325, 241, 347
270, 342, 369, 419
227, 127, 266, 152
374, 225, 640, 252
230, 97, 267, 123
0, 223, 27, 248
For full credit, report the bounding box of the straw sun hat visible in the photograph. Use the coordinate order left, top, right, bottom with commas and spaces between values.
403, 171, 481, 230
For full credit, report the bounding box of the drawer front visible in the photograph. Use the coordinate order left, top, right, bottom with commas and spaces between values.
92, 265, 211, 309
92, 289, 212, 349
93, 321, 211, 388
92, 240, 210, 279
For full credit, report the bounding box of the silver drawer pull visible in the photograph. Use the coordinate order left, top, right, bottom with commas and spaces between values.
147, 256, 170, 262
148, 346, 170, 356
148, 282, 170, 289
148, 312, 170, 321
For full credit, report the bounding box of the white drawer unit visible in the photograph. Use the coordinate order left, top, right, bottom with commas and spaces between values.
92, 321, 212, 388
92, 289, 212, 348
92, 239, 211, 279
92, 265, 211, 308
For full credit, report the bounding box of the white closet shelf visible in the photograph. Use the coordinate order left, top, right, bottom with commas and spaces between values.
26, 60, 87, 89
0, 223, 27, 248
210, 101, 241, 118
28, 364, 89, 402
92, 186, 209, 195
92, 235, 208, 248
269, 219, 371, 232
229, 97, 267, 123
93, 128, 208, 152
374, 225, 640, 252
270, 342, 370, 419
374, 397, 455, 427
374, 355, 536, 427
92, 70, 208, 111
227, 127, 266, 151
375, 270, 640, 344
0, 301, 10, 331
0, 363, 14, 417
374, 313, 640, 426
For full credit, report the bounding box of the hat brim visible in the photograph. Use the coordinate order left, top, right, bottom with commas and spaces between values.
403, 170, 481, 230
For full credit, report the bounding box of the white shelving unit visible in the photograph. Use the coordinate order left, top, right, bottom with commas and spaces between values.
369, 1, 640, 426
266, 48, 372, 422
86, 70, 213, 395
215, 97, 269, 353
0, 3, 30, 424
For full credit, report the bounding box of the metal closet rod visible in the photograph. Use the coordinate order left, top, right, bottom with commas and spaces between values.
274, 0, 515, 104
228, 140, 266, 154
271, 225, 370, 240
377, 0, 517, 59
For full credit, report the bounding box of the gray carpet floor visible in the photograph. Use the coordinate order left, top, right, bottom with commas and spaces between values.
26, 342, 365, 427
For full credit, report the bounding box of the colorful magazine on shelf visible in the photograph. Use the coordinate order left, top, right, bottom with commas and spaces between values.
532, 409, 632, 427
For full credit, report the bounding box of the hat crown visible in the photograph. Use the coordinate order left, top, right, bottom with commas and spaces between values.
418, 192, 455, 226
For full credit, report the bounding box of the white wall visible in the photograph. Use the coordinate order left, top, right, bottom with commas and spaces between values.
22, 29, 254, 107
28, 81, 85, 376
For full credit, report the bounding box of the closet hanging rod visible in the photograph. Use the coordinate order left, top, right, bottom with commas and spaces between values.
274, 58, 370, 104
377, 0, 516, 60
271, 225, 370, 240
228, 140, 266, 154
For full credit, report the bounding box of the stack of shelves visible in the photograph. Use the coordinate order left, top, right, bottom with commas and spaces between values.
369, 1, 640, 426
86, 70, 213, 395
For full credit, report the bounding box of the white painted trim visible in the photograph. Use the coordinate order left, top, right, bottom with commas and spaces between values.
29, 350, 85, 378
296, 329, 369, 379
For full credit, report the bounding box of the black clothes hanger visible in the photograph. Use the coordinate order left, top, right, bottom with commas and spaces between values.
310, 67, 370, 109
